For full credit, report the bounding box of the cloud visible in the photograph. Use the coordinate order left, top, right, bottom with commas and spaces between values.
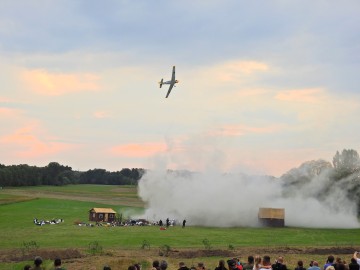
109, 142, 168, 158
275, 88, 325, 103
21, 69, 100, 96
0, 107, 23, 118
202, 60, 269, 83
0, 122, 74, 159
93, 110, 112, 119
208, 124, 282, 137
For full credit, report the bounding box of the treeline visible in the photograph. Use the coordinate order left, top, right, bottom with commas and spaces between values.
0, 162, 145, 187
281, 149, 360, 215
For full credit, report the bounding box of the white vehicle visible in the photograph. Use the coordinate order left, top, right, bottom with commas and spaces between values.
159, 66, 179, 98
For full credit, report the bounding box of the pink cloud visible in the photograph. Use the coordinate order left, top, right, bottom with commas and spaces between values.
209, 124, 281, 137
110, 142, 168, 157
0, 107, 23, 118
275, 88, 324, 103
22, 69, 100, 96
93, 110, 112, 119
0, 123, 74, 158
214, 60, 269, 82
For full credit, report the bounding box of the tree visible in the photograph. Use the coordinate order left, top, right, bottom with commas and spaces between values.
332, 149, 360, 179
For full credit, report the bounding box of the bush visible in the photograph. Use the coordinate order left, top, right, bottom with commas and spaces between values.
87, 241, 103, 255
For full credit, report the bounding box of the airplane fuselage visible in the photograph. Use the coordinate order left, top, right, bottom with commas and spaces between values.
163, 80, 178, 85
159, 66, 178, 98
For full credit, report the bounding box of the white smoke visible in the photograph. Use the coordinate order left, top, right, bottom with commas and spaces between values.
137, 166, 359, 228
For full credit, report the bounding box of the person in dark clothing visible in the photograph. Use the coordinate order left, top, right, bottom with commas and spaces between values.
227, 260, 238, 270
159, 220, 163, 227
349, 258, 360, 270
152, 260, 161, 270
243, 256, 254, 270
182, 219, 186, 228
179, 262, 190, 270
334, 258, 346, 270
273, 257, 288, 270
160, 261, 168, 270
32, 256, 44, 270
54, 258, 66, 270
215, 260, 227, 270
295, 261, 307, 270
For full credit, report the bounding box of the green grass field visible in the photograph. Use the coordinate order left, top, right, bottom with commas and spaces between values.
0, 185, 359, 270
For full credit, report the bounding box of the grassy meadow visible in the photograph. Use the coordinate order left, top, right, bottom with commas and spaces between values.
0, 185, 359, 270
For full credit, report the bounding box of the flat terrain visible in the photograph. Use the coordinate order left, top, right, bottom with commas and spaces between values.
0, 185, 359, 270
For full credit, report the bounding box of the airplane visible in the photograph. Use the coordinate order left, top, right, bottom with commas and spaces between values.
159, 66, 179, 98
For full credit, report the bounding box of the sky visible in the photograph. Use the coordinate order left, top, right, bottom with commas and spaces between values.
1, 1, 360, 177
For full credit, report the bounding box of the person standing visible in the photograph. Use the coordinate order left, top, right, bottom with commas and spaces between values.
308, 261, 321, 270
349, 258, 360, 270
353, 252, 360, 266
32, 256, 44, 270
295, 261, 307, 270
53, 258, 66, 270
215, 260, 227, 270
259, 256, 272, 270
243, 256, 254, 270
272, 256, 288, 270
179, 262, 190, 270
253, 256, 262, 270
324, 256, 335, 270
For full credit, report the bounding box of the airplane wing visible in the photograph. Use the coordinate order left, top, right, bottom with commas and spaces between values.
165, 83, 174, 98
171, 66, 175, 81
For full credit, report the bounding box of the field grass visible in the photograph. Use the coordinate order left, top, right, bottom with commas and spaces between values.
0, 185, 359, 270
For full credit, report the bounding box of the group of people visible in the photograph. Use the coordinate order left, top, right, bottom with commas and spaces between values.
148, 252, 360, 270
33, 218, 64, 226
23, 257, 65, 270
23, 252, 360, 270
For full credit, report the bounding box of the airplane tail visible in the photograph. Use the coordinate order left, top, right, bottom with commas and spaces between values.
159, 78, 163, 88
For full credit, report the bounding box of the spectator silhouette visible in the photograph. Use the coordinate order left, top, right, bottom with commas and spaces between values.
160, 261, 168, 270
152, 260, 160, 270
179, 262, 190, 270
349, 258, 360, 270
215, 260, 228, 270
308, 261, 321, 270
295, 261, 307, 270
259, 256, 272, 270
32, 256, 44, 270
54, 258, 66, 270
273, 256, 288, 270
243, 256, 254, 270
324, 256, 335, 270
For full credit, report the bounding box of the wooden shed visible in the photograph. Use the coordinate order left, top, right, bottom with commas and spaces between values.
89, 208, 117, 223
258, 207, 285, 227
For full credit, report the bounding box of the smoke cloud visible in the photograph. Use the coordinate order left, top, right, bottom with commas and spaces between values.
137, 162, 359, 228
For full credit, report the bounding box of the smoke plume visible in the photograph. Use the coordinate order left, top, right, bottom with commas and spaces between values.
137, 163, 359, 228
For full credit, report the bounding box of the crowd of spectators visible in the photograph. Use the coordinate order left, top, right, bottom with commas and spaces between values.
24, 251, 360, 270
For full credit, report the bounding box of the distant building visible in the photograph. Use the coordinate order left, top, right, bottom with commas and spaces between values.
89, 208, 117, 222
258, 207, 285, 227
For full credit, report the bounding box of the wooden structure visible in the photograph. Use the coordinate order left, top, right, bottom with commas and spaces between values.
89, 208, 117, 222
258, 207, 285, 227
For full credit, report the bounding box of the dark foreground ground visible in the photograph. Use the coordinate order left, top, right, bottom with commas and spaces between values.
1, 246, 358, 270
